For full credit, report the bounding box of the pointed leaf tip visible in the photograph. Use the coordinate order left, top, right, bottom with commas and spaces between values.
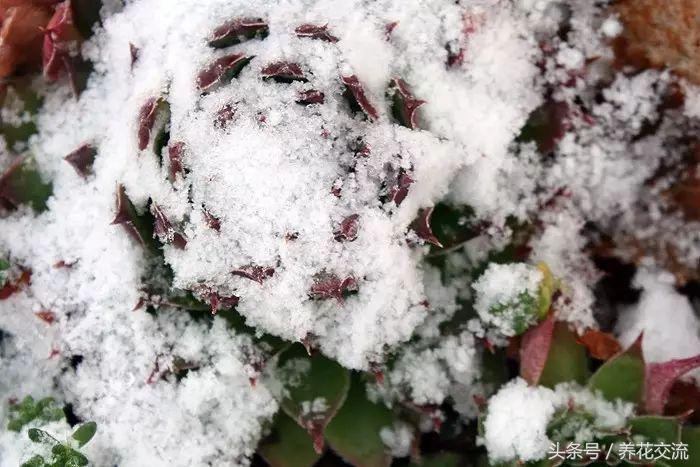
197, 53, 252, 92
390, 77, 425, 130
341, 75, 379, 120
209, 17, 268, 48
333, 214, 359, 242
410, 207, 442, 248
231, 264, 275, 284
64, 143, 96, 178
295, 24, 338, 43
646, 354, 700, 415
261, 62, 307, 83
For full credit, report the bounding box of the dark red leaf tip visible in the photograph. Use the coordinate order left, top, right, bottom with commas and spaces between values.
309, 272, 358, 305
390, 77, 426, 130
410, 207, 443, 248
137, 97, 159, 151
231, 264, 275, 284
341, 74, 379, 120
111, 184, 145, 246
214, 103, 236, 128
64, 143, 96, 178
168, 142, 185, 181
151, 203, 186, 249
295, 24, 339, 43
387, 169, 414, 206
197, 53, 253, 92
202, 207, 221, 231
333, 214, 359, 242
209, 17, 268, 48
296, 89, 325, 105
261, 62, 307, 83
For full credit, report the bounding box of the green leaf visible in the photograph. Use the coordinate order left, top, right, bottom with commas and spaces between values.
587, 337, 644, 404
669, 425, 700, 467
28, 428, 58, 445
538, 322, 589, 388
72, 421, 97, 447
325, 374, 394, 467
629, 415, 681, 444
276, 343, 351, 453
258, 413, 321, 467
7, 396, 65, 432
63, 448, 89, 467
0, 84, 42, 149
20, 455, 46, 467
0, 158, 53, 212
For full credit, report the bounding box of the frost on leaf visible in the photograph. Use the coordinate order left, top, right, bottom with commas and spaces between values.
384, 167, 414, 206
232, 264, 275, 284
137, 97, 169, 152
0, 157, 53, 212
294, 24, 338, 43
208, 17, 268, 49
196, 53, 252, 92
409, 207, 442, 248
389, 77, 425, 130
261, 62, 307, 83
151, 203, 186, 249
296, 89, 325, 105
167, 141, 184, 181
64, 143, 96, 178
333, 214, 359, 242
309, 272, 358, 304
111, 184, 148, 247
341, 75, 378, 120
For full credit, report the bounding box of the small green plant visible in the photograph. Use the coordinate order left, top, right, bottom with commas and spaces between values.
7, 397, 64, 432
21, 421, 97, 467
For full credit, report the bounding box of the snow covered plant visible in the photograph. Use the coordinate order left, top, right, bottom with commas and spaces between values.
2, 0, 700, 466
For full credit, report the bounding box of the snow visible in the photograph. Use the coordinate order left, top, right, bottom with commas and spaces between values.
472, 263, 544, 337
616, 268, 700, 382
482, 379, 635, 462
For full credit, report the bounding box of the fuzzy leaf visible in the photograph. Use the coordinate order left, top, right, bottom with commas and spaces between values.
277, 343, 351, 453
64, 143, 96, 178
28, 428, 58, 445
196, 53, 252, 92
295, 24, 338, 43
410, 207, 442, 248
71, 421, 96, 447
0, 157, 53, 212
325, 374, 394, 467
645, 354, 700, 415
341, 75, 378, 120
629, 415, 681, 443
208, 17, 268, 48
261, 62, 307, 83
587, 335, 644, 404
389, 77, 425, 130
258, 413, 321, 467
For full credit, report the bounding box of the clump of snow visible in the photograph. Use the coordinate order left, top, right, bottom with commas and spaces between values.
472, 263, 544, 337
482, 379, 635, 463
379, 421, 413, 458
616, 268, 700, 381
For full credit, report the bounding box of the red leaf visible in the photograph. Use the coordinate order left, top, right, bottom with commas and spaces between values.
309, 272, 358, 304
214, 103, 236, 128
387, 169, 413, 206
410, 207, 442, 248
42, 0, 79, 81
196, 287, 239, 314
231, 264, 275, 284
167, 141, 184, 181
0, 269, 30, 300
645, 354, 700, 415
129, 42, 139, 67
333, 214, 359, 242
64, 143, 95, 178
208, 17, 268, 48
519, 313, 555, 385
110, 184, 145, 246
34, 310, 55, 324
385, 22, 398, 39
294, 24, 338, 43
296, 89, 325, 105
341, 75, 378, 120
151, 203, 186, 249
389, 77, 425, 130
196, 53, 252, 92
137, 97, 158, 151
576, 329, 621, 360
202, 207, 221, 231
261, 61, 306, 83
